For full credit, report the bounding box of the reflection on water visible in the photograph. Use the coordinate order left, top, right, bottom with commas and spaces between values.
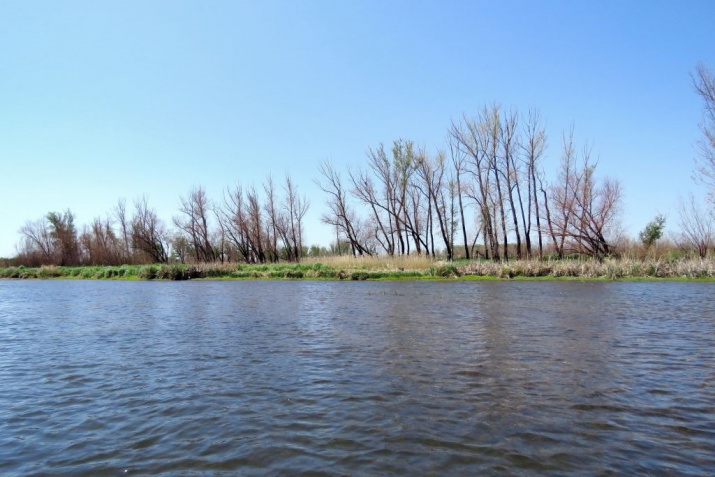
1, 280, 714, 474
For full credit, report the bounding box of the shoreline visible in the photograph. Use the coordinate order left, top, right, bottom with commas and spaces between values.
2, 259, 714, 282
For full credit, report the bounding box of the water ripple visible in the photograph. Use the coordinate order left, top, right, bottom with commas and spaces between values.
0, 280, 714, 475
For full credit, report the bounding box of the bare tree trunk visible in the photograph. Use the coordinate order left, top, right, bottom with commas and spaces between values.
500, 109, 522, 259
485, 107, 509, 261
450, 140, 470, 259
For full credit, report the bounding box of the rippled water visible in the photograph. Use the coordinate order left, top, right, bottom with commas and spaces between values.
1, 280, 714, 475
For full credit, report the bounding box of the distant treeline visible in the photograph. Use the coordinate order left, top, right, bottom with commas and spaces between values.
13, 175, 309, 267
8, 61, 715, 268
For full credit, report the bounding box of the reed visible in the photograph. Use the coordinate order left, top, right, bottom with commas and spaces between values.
460, 257, 715, 279
303, 254, 435, 271
1, 257, 714, 280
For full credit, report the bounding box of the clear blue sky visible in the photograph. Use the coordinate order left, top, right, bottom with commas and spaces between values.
1, 0, 714, 257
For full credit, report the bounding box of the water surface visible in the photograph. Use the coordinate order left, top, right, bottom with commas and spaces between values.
1, 280, 714, 475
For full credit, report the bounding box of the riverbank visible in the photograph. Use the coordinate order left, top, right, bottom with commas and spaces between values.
1, 257, 714, 281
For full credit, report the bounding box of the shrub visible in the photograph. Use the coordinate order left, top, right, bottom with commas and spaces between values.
138, 265, 158, 280
430, 264, 461, 278
38, 266, 63, 278
315, 268, 337, 278
231, 271, 253, 278
284, 270, 304, 279
1, 267, 20, 278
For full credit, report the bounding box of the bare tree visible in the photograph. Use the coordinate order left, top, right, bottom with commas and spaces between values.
263, 175, 280, 262
548, 128, 582, 258
548, 133, 622, 259
18, 217, 54, 265
220, 184, 251, 262
570, 172, 622, 258
693, 63, 715, 209
676, 194, 713, 258
416, 150, 454, 260
499, 108, 523, 259
483, 106, 510, 261
131, 196, 169, 263
174, 186, 216, 263
450, 138, 471, 259
281, 173, 309, 261
114, 198, 133, 263
315, 160, 372, 256
81, 216, 122, 265
350, 140, 417, 255
450, 113, 499, 260
522, 109, 547, 259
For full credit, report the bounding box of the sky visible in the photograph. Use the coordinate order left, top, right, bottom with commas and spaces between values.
1, 0, 714, 257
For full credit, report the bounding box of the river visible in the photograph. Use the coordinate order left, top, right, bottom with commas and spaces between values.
1, 280, 713, 475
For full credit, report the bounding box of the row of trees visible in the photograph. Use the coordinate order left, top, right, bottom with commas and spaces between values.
10, 65, 715, 266
314, 63, 715, 262
317, 105, 623, 261
16, 175, 309, 267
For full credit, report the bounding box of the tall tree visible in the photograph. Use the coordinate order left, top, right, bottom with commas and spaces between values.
416, 151, 454, 260
351, 140, 417, 255
46, 209, 80, 266
281, 173, 309, 261
315, 160, 372, 256
548, 128, 581, 258
114, 199, 133, 263
450, 113, 499, 260
522, 109, 547, 259
18, 217, 54, 265
484, 106, 510, 261
676, 194, 713, 258
449, 138, 471, 259
81, 216, 122, 265
500, 108, 523, 259
174, 186, 216, 263
693, 63, 715, 209
548, 133, 622, 259
263, 175, 280, 262
131, 197, 169, 264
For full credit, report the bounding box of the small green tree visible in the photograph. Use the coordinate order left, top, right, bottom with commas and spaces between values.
639, 214, 666, 253
46, 209, 79, 266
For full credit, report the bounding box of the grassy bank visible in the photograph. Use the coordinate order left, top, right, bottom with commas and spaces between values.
1, 256, 714, 281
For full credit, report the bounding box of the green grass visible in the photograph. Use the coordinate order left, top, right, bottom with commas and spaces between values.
1, 257, 714, 281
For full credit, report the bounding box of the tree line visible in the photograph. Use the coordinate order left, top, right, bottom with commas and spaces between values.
317, 105, 623, 261
9, 65, 715, 267
316, 63, 715, 262
15, 175, 308, 267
